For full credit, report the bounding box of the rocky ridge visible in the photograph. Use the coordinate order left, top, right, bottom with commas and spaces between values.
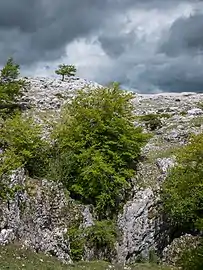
1, 77, 203, 264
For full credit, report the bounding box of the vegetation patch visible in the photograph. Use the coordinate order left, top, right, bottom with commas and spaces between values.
138, 114, 163, 131
162, 133, 203, 230
68, 225, 85, 262
0, 245, 173, 270
161, 133, 203, 269
49, 83, 149, 219
190, 115, 203, 127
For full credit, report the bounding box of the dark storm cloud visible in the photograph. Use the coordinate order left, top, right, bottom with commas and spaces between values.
0, 0, 191, 65
0, 0, 136, 64
152, 12, 203, 92
160, 13, 203, 56
1, 0, 203, 92
92, 2, 203, 92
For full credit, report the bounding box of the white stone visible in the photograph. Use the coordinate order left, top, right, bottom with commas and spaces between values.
187, 108, 203, 115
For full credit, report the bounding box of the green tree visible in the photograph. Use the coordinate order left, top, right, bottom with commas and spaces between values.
50, 83, 149, 218
162, 133, 203, 231
0, 113, 49, 178
55, 64, 76, 81
0, 57, 20, 83
0, 57, 26, 104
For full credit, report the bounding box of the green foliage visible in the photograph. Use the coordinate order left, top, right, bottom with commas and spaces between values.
0, 113, 49, 178
0, 57, 26, 105
177, 238, 203, 270
139, 114, 162, 131
68, 225, 85, 262
50, 83, 149, 218
85, 220, 117, 252
55, 64, 76, 81
159, 113, 171, 119
162, 133, 203, 230
196, 102, 203, 110
68, 220, 117, 262
0, 244, 172, 270
180, 111, 187, 116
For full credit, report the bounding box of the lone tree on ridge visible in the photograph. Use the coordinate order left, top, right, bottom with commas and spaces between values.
55, 64, 76, 81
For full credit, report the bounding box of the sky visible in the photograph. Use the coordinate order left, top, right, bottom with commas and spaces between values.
0, 0, 203, 93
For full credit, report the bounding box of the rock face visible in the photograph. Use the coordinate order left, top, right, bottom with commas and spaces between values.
117, 92, 203, 263
0, 169, 94, 262
117, 188, 157, 263
162, 234, 200, 266
117, 158, 175, 264
2, 77, 203, 264
22, 76, 102, 111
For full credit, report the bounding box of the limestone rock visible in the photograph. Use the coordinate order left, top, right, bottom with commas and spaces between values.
0, 169, 94, 262
21, 77, 102, 111
0, 229, 15, 245
187, 108, 203, 115
156, 157, 175, 175
162, 234, 200, 266
2, 77, 203, 264
117, 188, 158, 264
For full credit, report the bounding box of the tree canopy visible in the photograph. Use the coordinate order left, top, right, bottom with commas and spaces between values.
0, 57, 26, 105
50, 83, 149, 218
55, 64, 76, 81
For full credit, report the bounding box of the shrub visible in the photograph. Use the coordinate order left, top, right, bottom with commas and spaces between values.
139, 114, 162, 130
68, 225, 85, 262
50, 83, 149, 218
0, 113, 49, 177
177, 238, 203, 270
161, 133, 203, 231
68, 220, 117, 262
55, 64, 76, 81
85, 220, 117, 251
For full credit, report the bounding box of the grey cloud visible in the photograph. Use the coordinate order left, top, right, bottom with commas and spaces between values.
0, 0, 192, 65
160, 13, 203, 56
98, 32, 137, 58
0, 0, 203, 93
0, 0, 137, 65
91, 2, 203, 93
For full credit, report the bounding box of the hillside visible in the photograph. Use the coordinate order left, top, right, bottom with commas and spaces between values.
1, 75, 203, 269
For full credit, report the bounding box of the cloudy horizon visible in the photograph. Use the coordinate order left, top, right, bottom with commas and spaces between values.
0, 0, 203, 93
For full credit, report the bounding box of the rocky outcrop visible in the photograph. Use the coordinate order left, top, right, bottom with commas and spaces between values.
2, 77, 203, 264
117, 188, 157, 263
162, 234, 200, 266
0, 169, 94, 262
21, 76, 101, 111
117, 91, 203, 263
117, 157, 175, 264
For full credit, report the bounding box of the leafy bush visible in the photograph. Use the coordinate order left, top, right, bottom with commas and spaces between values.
55, 64, 76, 81
68, 225, 85, 262
68, 220, 117, 262
85, 220, 117, 251
139, 114, 162, 130
50, 83, 149, 218
162, 133, 203, 230
0, 113, 49, 177
177, 238, 203, 270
